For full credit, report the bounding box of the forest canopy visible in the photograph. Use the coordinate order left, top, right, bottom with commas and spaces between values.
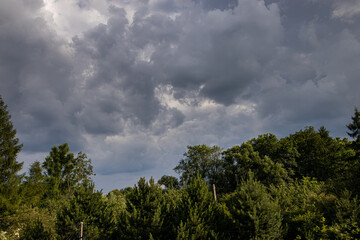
1, 94, 360, 239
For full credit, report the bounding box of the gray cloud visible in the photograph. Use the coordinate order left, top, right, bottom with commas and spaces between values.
1, 0, 360, 191
0, 1, 85, 151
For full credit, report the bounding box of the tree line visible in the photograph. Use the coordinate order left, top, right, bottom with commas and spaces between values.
1, 94, 360, 239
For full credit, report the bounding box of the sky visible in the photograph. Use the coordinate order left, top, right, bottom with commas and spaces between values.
1, 0, 360, 192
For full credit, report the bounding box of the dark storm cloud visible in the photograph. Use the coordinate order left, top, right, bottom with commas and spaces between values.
0, 1, 86, 152
72, 7, 162, 131
253, 0, 360, 136
1, 0, 360, 187
192, 0, 238, 10
148, 0, 282, 105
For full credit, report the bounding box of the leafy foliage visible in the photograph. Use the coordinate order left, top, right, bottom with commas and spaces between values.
19, 218, 53, 240
158, 175, 180, 190
222, 171, 283, 240
42, 143, 93, 198
174, 145, 222, 185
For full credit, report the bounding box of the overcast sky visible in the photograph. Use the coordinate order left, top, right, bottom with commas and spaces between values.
1, 0, 360, 192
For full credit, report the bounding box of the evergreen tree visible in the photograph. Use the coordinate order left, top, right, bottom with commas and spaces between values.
347, 107, 360, 142
223, 171, 283, 239
0, 95, 23, 228
176, 173, 217, 239
20, 218, 53, 240
56, 180, 110, 240
0, 95, 23, 184
328, 190, 360, 239
114, 177, 164, 240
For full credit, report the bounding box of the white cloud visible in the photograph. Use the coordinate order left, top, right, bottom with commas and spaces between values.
332, 0, 360, 21
42, 0, 108, 40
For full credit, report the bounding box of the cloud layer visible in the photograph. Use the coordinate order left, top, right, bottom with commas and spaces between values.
1, 0, 360, 191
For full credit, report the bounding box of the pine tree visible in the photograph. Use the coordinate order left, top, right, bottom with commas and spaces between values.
0, 95, 23, 223
223, 171, 283, 239
114, 177, 164, 239
176, 173, 217, 239
347, 107, 360, 142
56, 180, 109, 240
0, 95, 23, 185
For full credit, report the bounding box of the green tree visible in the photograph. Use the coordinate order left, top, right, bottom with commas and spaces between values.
0, 95, 23, 229
270, 177, 331, 239
250, 133, 298, 176
250, 133, 280, 160
327, 190, 360, 239
0, 95, 23, 184
280, 126, 354, 182
1, 205, 56, 239
176, 173, 217, 239
20, 218, 53, 240
42, 143, 93, 198
158, 175, 180, 190
161, 188, 183, 239
220, 142, 289, 193
114, 177, 164, 240
222, 171, 283, 239
56, 180, 111, 240
347, 107, 360, 142
22, 161, 46, 207
174, 145, 222, 186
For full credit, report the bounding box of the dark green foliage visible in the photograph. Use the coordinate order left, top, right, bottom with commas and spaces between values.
250, 133, 280, 160
113, 177, 164, 240
20, 218, 52, 240
250, 133, 298, 175
279, 126, 355, 182
0, 95, 23, 185
222, 172, 283, 240
327, 190, 360, 239
158, 175, 180, 190
176, 173, 217, 239
174, 145, 222, 185
220, 142, 289, 192
270, 177, 331, 239
56, 180, 112, 240
21, 161, 46, 207
161, 188, 183, 239
0, 95, 23, 229
0, 205, 56, 239
347, 107, 360, 141
42, 143, 94, 198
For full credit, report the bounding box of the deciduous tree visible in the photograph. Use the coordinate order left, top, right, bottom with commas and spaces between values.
42, 143, 93, 198
174, 145, 222, 186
